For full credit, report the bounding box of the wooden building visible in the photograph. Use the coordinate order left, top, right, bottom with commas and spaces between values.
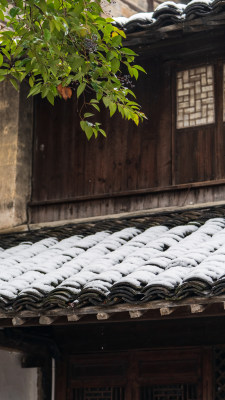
1, 1, 225, 399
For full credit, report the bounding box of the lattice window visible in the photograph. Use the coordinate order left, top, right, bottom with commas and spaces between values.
214, 347, 225, 400
176, 66, 215, 129
72, 387, 125, 400
141, 384, 197, 400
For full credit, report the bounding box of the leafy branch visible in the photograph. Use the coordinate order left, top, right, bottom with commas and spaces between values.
0, 0, 147, 139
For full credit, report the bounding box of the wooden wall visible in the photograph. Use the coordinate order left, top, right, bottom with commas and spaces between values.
30, 30, 225, 223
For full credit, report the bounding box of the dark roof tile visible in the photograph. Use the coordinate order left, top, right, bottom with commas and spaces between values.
114, 0, 225, 34
0, 208, 225, 311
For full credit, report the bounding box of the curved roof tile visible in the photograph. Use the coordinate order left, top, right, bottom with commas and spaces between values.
114, 0, 225, 33
1, 213, 225, 311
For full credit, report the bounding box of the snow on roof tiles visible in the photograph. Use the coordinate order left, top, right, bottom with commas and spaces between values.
114, 0, 225, 34
1, 211, 225, 311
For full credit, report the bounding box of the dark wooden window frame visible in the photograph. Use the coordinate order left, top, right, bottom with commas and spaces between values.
172, 57, 225, 187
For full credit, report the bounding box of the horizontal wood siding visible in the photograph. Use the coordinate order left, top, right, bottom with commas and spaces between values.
29, 183, 225, 223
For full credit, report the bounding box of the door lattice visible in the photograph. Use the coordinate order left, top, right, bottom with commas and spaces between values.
141, 384, 197, 400
214, 347, 225, 399
72, 387, 124, 400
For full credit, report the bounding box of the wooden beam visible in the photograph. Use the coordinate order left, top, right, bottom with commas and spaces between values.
97, 312, 111, 320
12, 317, 26, 326
1, 294, 225, 325
129, 310, 144, 319
190, 304, 206, 314
67, 314, 81, 322
160, 307, 175, 316
39, 316, 56, 325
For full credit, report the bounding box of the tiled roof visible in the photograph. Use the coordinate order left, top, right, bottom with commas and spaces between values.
114, 0, 225, 34
1, 207, 225, 314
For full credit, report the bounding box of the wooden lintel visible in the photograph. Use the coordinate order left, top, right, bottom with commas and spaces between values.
39, 316, 56, 325
129, 310, 144, 319
190, 304, 206, 314
97, 312, 111, 320
67, 314, 81, 322
12, 317, 26, 326
160, 307, 175, 316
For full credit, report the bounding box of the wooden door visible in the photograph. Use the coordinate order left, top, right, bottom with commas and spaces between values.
56, 348, 212, 400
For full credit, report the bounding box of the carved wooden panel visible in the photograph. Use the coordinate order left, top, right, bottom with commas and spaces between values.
214, 347, 225, 400
141, 384, 197, 400
72, 387, 124, 400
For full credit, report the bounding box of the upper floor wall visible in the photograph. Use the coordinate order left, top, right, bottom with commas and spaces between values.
29, 26, 225, 224
1, 6, 225, 230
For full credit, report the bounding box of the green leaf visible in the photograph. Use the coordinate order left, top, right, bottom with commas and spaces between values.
9, 7, 20, 17
111, 58, 120, 74
80, 121, 86, 131
29, 76, 34, 87
103, 96, 110, 107
133, 114, 139, 126
47, 92, 55, 105
80, 121, 93, 140
77, 82, 86, 98
84, 112, 94, 118
109, 102, 116, 117
106, 51, 115, 61
44, 29, 51, 41
1, 49, 10, 60
0, 69, 8, 75
0, 9, 4, 20
9, 78, 19, 90
41, 86, 50, 98
132, 68, 139, 80
99, 128, 107, 137
85, 125, 93, 140
0, 54, 3, 67
132, 65, 147, 73
111, 35, 122, 47
91, 103, 100, 112
121, 48, 137, 56
28, 84, 42, 97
